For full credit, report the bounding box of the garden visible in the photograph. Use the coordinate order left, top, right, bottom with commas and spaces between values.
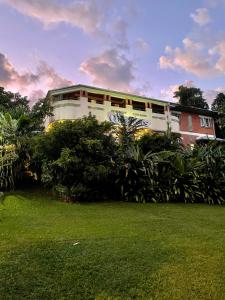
1, 86, 225, 299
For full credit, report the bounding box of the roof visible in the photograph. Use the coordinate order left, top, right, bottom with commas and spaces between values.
170, 104, 218, 117
196, 136, 225, 143
47, 84, 220, 116
47, 84, 170, 105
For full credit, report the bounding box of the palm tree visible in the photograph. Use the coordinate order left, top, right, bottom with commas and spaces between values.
109, 112, 148, 146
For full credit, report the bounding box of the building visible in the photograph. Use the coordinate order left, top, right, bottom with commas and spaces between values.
170, 105, 217, 145
46, 84, 217, 145
46, 84, 180, 134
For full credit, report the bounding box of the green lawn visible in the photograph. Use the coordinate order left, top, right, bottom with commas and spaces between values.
1, 191, 225, 299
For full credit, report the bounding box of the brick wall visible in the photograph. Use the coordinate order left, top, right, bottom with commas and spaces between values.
179, 112, 215, 145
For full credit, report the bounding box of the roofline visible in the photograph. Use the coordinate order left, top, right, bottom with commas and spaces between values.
170, 104, 218, 116
47, 84, 171, 105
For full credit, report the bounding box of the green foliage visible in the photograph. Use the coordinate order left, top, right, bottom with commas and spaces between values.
0, 113, 18, 190
115, 142, 225, 204
0, 87, 30, 117
29, 98, 53, 132
174, 85, 209, 109
0, 144, 17, 190
211, 93, 225, 112
211, 93, 225, 138
115, 145, 154, 202
32, 116, 117, 201
30, 113, 225, 204
110, 112, 148, 147
0, 112, 18, 144
138, 132, 182, 154
193, 145, 225, 204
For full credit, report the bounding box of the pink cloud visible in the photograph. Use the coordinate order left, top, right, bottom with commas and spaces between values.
0, 52, 72, 100
0, 0, 107, 34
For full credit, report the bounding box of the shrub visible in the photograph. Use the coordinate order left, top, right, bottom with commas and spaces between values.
32, 116, 117, 201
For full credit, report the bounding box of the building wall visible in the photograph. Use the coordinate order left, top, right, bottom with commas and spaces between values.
179, 112, 215, 145
47, 88, 180, 133
46, 86, 217, 145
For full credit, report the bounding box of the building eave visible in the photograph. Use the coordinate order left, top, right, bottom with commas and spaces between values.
170, 104, 218, 117
47, 84, 171, 105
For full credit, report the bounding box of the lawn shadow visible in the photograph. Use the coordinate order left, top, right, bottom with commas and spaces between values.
0, 238, 173, 300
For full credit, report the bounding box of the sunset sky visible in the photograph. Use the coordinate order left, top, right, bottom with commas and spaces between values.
1, 0, 225, 105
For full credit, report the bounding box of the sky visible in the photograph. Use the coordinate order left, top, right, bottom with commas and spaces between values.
1, 0, 225, 106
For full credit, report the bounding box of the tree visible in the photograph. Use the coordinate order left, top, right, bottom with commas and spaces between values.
211, 93, 225, 112
0, 113, 18, 190
174, 85, 209, 109
0, 87, 30, 118
32, 116, 117, 201
30, 98, 53, 132
138, 132, 182, 154
109, 112, 148, 147
0, 113, 18, 144
211, 93, 225, 138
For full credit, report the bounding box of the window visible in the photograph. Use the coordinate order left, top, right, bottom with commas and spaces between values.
111, 97, 126, 108
188, 115, 193, 132
132, 101, 146, 111
88, 92, 104, 104
152, 104, 164, 114
62, 92, 80, 100
200, 117, 212, 128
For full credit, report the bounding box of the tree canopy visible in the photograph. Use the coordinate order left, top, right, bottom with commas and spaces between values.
211, 93, 225, 138
0, 86, 52, 134
211, 93, 225, 112
174, 85, 209, 109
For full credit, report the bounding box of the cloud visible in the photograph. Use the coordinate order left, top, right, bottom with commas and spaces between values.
0, 52, 72, 100
204, 87, 225, 106
190, 8, 211, 26
159, 37, 219, 77
132, 81, 151, 97
80, 48, 135, 92
0, 0, 106, 34
109, 18, 129, 50
160, 80, 195, 101
209, 41, 225, 74
135, 38, 149, 52
205, 0, 225, 7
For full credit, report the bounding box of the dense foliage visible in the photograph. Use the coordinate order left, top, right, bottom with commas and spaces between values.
0, 87, 53, 188
1, 86, 225, 204
211, 93, 225, 138
32, 116, 117, 201
28, 113, 225, 205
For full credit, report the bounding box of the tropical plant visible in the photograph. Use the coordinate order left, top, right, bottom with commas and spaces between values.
110, 112, 149, 147
194, 145, 225, 204
32, 116, 117, 201
0, 112, 18, 144
0, 144, 17, 190
138, 131, 182, 154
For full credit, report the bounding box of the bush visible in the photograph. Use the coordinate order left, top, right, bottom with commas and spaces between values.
138, 132, 182, 154
31, 115, 225, 205
32, 116, 118, 201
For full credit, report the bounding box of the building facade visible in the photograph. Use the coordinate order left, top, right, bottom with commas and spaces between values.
170, 105, 217, 145
46, 84, 217, 145
46, 84, 180, 134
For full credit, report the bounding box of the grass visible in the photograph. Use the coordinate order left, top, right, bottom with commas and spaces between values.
1, 191, 225, 299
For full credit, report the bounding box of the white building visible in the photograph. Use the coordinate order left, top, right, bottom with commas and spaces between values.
46, 84, 180, 133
